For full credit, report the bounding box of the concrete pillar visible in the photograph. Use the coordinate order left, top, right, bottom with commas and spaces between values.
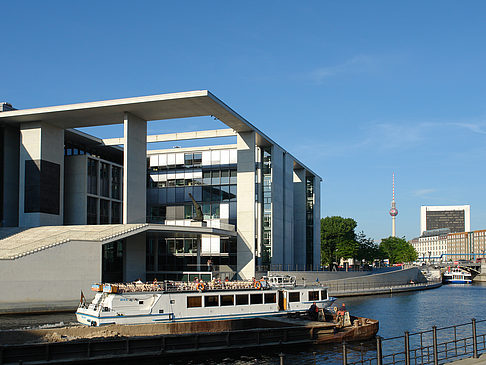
236, 132, 256, 279
19, 122, 64, 227
123, 112, 147, 224
293, 168, 306, 269
123, 233, 146, 282
271, 146, 295, 269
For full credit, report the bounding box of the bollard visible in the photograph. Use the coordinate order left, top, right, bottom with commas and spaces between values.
279, 352, 285, 365
472, 318, 478, 358
342, 341, 348, 365
432, 326, 438, 365
313, 351, 317, 365
376, 336, 383, 365
404, 331, 410, 365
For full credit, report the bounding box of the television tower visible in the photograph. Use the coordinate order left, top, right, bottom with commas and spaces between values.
389, 173, 398, 237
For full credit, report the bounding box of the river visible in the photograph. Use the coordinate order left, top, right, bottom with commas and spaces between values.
1, 283, 485, 364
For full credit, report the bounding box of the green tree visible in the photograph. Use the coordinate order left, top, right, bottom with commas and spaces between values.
356, 231, 380, 263
379, 236, 418, 264
320, 216, 357, 266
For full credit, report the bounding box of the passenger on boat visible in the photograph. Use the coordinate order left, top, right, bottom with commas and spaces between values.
308, 302, 319, 321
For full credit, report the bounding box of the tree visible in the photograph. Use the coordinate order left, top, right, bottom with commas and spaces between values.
379, 236, 418, 264
356, 231, 380, 263
320, 216, 358, 266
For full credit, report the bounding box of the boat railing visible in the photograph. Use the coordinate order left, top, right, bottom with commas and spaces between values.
93, 279, 271, 294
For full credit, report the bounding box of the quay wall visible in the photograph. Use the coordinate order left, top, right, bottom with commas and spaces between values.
269, 267, 424, 286
0, 240, 102, 313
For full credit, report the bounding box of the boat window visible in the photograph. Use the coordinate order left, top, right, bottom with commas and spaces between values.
289, 292, 300, 302
236, 294, 249, 305
321, 290, 328, 300
220, 295, 234, 306
264, 293, 276, 304
187, 296, 202, 308
139, 301, 144, 305
250, 293, 263, 304
205, 295, 219, 307
308, 291, 319, 301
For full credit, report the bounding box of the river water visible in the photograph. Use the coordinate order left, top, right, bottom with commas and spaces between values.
1, 283, 485, 364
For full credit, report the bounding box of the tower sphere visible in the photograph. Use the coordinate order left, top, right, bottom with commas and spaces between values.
389, 207, 398, 216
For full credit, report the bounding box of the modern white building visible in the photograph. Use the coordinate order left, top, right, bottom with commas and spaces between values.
420, 205, 470, 236
0, 91, 321, 311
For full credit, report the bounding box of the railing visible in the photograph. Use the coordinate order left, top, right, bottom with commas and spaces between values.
325, 279, 442, 294
342, 318, 486, 365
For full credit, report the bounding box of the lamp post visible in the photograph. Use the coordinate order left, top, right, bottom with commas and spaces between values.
428, 251, 431, 264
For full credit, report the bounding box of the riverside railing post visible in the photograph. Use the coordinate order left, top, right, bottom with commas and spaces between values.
432, 326, 439, 365
376, 336, 383, 365
342, 341, 348, 365
405, 331, 410, 365
472, 318, 478, 358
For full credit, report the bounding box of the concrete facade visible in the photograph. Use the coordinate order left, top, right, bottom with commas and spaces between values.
0, 91, 322, 307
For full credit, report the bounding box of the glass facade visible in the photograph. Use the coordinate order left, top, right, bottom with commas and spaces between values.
146, 149, 238, 280
261, 148, 272, 265
102, 240, 123, 283
305, 176, 314, 268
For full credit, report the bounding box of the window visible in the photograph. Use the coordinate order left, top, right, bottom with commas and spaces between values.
308, 291, 319, 301
264, 293, 276, 304
289, 292, 300, 302
236, 294, 249, 305
205, 295, 219, 307
187, 296, 202, 308
250, 293, 263, 305
220, 295, 234, 306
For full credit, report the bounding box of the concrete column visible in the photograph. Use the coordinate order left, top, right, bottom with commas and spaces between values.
123, 233, 146, 282
123, 112, 147, 224
19, 122, 64, 227
236, 132, 256, 279
313, 175, 321, 270
293, 168, 306, 269
272, 147, 296, 269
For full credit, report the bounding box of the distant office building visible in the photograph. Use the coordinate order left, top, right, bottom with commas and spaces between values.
420, 205, 470, 236
410, 228, 486, 262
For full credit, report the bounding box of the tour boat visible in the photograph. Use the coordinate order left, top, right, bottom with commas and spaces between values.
76, 276, 337, 326
443, 268, 472, 284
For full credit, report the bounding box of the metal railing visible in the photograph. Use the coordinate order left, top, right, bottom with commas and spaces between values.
325, 279, 442, 294
343, 318, 486, 365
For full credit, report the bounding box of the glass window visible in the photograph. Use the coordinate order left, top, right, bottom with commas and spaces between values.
221, 170, 230, 184
193, 153, 202, 166
220, 295, 234, 306
221, 185, 230, 202
212, 186, 221, 202
184, 205, 193, 219
100, 163, 110, 197
111, 166, 121, 200
308, 291, 319, 301
229, 185, 237, 201
203, 171, 211, 185
211, 204, 220, 219
289, 292, 300, 302
100, 199, 109, 224
187, 296, 202, 308
264, 293, 276, 304
87, 196, 97, 224
236, 294, 249, 305
204, 295, 219, 307
87, 159, 98, 195
202, 204, 210, 220
211, 170, 220, 185
111, 202, 121, 224
184, 153, 193, 167
230, 170, 237, 184
203, 186, 212, 202
250, 293, 263, 305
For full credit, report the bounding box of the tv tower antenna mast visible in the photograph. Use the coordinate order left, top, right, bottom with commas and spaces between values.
389, 173, 398, 237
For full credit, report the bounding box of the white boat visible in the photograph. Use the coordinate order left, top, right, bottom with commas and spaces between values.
76, 276, 337, 326
443, 268, 472, 284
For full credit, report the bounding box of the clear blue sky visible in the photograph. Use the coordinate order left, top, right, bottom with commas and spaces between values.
2, 1, 485, 241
